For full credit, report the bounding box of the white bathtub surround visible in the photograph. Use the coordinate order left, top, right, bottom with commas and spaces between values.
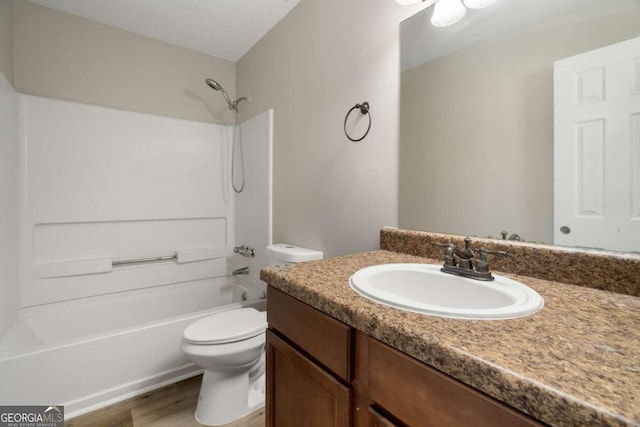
230, 109, 274, 297
0, 71, 20, 339
18, 95, 235, 307
0, 95, 273, 418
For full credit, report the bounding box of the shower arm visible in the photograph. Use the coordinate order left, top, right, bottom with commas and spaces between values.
231, 96, 252, 111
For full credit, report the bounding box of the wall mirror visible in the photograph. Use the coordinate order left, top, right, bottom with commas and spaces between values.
399, 0, 640, 253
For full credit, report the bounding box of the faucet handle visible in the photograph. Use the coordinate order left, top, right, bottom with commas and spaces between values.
479, 248, 509, 258
474, 248, 509, 274
431, 241, 455, 248
431, 241, 457, 266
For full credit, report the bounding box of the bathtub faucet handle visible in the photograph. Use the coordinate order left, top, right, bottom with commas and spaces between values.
233, 245, 255, 258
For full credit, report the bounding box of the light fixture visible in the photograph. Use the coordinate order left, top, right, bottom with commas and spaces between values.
396, 0, 498, 27
430, 0, 466, 27
463, 0, 498, 9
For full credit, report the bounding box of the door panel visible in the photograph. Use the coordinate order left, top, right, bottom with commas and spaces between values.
554, 36, 640, 252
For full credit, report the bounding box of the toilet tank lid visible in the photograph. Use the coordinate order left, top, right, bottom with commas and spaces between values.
183, 308, 266, 345
266, 243, 324, 263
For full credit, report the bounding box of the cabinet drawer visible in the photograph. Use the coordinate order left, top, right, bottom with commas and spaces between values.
267, 286, 352, 382
368, 406, 401, 427
367, 338, 543, 427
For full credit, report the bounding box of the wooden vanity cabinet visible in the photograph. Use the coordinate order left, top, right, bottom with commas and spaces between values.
266, 286, 544, 427
266, 287, 353, 426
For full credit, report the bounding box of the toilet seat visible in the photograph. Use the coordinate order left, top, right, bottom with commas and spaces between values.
183, 308, 267, 345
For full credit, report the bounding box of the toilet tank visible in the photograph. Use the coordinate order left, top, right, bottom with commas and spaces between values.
265, 243, 323, 266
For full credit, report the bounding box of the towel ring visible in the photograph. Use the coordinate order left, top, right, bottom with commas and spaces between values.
344, 102, 371, 142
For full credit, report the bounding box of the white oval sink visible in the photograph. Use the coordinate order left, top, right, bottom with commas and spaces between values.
349, 263, 543, 320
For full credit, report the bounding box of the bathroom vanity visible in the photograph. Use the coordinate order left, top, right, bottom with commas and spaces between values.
261, 230, 640, 427
267, 287, 541, 426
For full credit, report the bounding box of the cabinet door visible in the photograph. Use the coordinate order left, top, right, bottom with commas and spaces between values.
266, 330, 352, 427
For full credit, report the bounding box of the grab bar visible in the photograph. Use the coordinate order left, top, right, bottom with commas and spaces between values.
112, 254, 177, 266
36, 246, 231, 279
112, 247, 230, 266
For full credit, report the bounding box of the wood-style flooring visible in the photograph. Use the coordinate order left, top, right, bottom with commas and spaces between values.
66, 375, 265, 427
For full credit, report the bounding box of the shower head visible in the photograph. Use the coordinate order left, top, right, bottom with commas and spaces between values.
205, 78, 222, 91
205, 78, 234, 110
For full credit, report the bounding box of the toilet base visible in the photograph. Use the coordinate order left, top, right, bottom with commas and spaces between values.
194, 369, 265, 426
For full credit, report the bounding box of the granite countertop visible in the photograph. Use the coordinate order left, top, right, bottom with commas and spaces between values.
260, 250, 640, 427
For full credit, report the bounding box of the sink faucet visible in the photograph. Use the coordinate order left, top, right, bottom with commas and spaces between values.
434, 237, 508, 281
454, 237, 474, 270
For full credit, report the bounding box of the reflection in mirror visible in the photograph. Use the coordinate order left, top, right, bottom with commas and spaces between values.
399, 0, 640, 253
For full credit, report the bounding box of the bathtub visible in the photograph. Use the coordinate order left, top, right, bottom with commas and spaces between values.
0, 278, 265, 418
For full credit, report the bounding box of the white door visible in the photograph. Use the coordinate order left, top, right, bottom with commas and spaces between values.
554, 36, 640, 252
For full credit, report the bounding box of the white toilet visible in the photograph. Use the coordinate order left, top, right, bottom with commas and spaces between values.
180, 243, 323, 426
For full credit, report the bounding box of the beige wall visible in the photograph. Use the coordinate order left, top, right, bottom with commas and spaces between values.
237, 0, 419, 257
399, 11, 640, 244
13, 0, 235, 124
0, 0, 13, 84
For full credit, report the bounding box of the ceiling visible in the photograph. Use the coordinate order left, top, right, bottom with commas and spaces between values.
27, 0, 301, 62
401, 0, 640, 71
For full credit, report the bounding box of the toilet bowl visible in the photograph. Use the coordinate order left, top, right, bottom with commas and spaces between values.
180, 308, 267, 426
181, 243, 323, 426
